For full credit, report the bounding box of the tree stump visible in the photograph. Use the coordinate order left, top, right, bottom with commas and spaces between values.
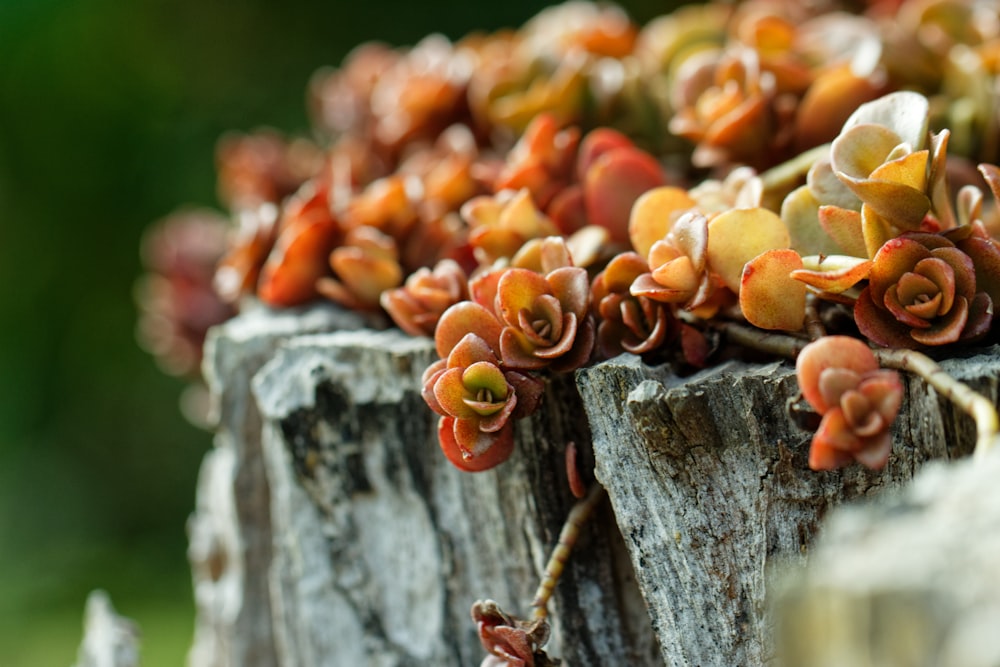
189, 304, 658, 666
182, 304, 1000, 666
576, 348, 1000, 667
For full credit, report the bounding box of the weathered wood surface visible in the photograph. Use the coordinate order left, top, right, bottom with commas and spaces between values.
191, 305, 658, 666
576, 346, 1000, 667
774, 448, 1000, 667
73, 590, 140, 667
189, 304, 372, 667
186, 301, 1000, 666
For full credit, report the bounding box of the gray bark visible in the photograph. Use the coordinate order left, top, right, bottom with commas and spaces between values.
73, 590, 140, 667
575, 347, 1000, 667
190, 304, 658, 666
773, 449, 1000, 667
189, 304, 374, 667
183, 302, 1000, 666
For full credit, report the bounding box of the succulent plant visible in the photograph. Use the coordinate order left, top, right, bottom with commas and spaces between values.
796, 336, 904, 470
591, 251, 675, 358
495, 266, 596, 372
151, 2, 1000, 483
380, 259, 469, 338
423, 330, 542, 471
855, 232, 993, 348
472, 599, 559, 667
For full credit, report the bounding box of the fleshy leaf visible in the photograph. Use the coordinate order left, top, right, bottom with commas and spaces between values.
781, 186, 844, 257
739, 249, 806, 331
817, 205, 867, 258
627, 186, 696, 258
796, 335, 879, 413
840, 91, 929, 151
792, 255, 872, 293
438, 417, 514, 472
435, 302, 504, 359
707, 207, 790, 292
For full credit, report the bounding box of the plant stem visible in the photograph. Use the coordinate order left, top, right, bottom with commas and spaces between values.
531, 483, 606, 619
876, 348, 1000, 459
804, 293, 825, 341
716, 321, 808, 358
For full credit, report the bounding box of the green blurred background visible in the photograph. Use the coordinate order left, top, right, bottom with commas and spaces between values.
0, 0, 663, 664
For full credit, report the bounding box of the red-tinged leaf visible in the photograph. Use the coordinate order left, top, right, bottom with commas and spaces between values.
546, 266, 590, 319
550, 315, 596, 373
421, 360, 448, 415
816, 367, 864, 416
497, 269, 550, 326
957, 236, 1000, 311
796, 336, 878, 414
577, 127, 635, 182
499, 328, 548, 371
506, 370, 544, 419
909, 295, 968, 346
852, 432, 893, 470
447, 333, 499, 369
597, 252, 648, 293
584, 146, 665, 244
792, 255, 872, 293
817, 205, 868, 258
433, 367, 480, 420
435, 302, 503, 359
438, 417, 514, 472
814, 408, 863, 453
258, 219, 339, 307
860, 371, 904, 424
931, 246, 976, 300
679, 322, 709, 368
979, 163, 1000, 202
630, 272, 690, 302
808, 438, 856, 471
962, 292, 994, 342
531, 313, 579, 359
739, 249, 806, 331
547, 184, 588, 235
868, 237, 932, 304
854, 286, 921, 348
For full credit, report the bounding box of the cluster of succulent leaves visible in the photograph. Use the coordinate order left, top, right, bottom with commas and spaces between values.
142, 0, 1000, 475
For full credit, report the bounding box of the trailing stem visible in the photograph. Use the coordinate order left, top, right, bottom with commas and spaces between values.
531, 483, 606, 619
875, 348, 1000, 459
718, 321, 1000, 460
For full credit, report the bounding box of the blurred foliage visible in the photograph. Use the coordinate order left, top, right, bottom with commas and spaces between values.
0, 0, 664, 664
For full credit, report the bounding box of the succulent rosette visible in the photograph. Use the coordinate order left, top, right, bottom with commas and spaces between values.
472, 600, 557, 667
855, 232, 993, 348
380, 259, 468, 337
423, 327, 542, 472
591, 251, 675, 358
495, 267, 596, 372
796, 336, 904, 470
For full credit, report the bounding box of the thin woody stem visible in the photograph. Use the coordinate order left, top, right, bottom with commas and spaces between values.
803, 293, 826, 341
715, 321, 808, 359
876, 348, 999, 459
531, 483, 606, 619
